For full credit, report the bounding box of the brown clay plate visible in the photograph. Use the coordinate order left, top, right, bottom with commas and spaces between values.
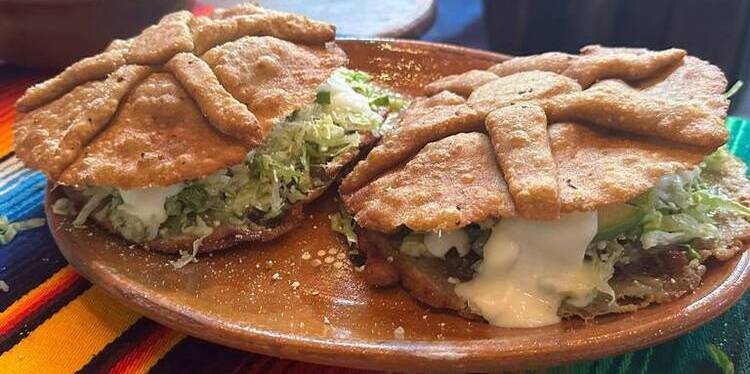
49, 39, 750, 372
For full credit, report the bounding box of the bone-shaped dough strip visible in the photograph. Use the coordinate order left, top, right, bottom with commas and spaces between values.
486, 104, 560, 220
467, 70, 581, 117
193, 12, 335, 55
14, 65, 152, 180
192, 17, 240, 55
16, 49, 127, 112
487, 48, 686, 88
127, 11, 195, 65
235, 12, 335, 45
562, 48, 687, 88
340, 91, 483, 194
166, 53, 262, 147
489, 52, 575, 77
424, 70, 499, 97
542, 80, 728, 149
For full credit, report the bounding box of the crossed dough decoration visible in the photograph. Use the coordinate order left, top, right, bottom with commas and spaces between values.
341, 45, 729, 228
13, 4, 346, 189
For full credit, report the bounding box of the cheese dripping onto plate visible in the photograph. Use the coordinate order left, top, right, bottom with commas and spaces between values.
455, 211, 601, 328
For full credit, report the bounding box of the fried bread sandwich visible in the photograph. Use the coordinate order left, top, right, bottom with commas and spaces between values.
336, 45, 750, 327
14, 4, 404, 264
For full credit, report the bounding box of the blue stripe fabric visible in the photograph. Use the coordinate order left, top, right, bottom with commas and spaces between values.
0, 156, 63, 309
0, 157, 46, 221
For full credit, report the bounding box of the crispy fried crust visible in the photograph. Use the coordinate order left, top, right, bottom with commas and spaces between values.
562, 48, 686, 87
358, 228, 476, 316
637, 56, 730, 119
192, 12, 335, 54
166, 53, 262, 148
211, 3, 266, 19
15, 65, 152, 181
202, 36, 347, 136
126, 11, 195, 65
345, 47, 728, 231
75, 130, 378, 253
542, 80, 728, 148
467, 71, 582, 116
488, 46, 687, 88
345, 122, 706, 230
14, 4, 343, 189
340, 91, 482, 194
355, 228, 401, 287
423, 70, 498, 97
486, 104, 560, 220
702, 155, 750, 260
191, 17, 238, 55
59, 73, 249, 189
16, 50, 127, 112
550, 122, 706, 213
343, 133, 515, 232
489, 52, 574, 77
562, 157, 750, 319
145, 205, 305, 254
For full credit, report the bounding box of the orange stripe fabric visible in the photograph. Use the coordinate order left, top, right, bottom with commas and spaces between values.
0, 76, 40, 157
0, 265, 81, 335
0, 108, 16, 157
0, 287, 140, 374
107, 327, 185, 374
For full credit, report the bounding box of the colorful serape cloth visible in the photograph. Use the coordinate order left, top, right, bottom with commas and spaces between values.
2, 18, 750, 374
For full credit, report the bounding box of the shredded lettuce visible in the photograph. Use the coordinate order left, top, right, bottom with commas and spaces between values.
583, 148, 749, 287
587, 240, 625, 303
73, 189, 110, 227
706, 343, 735, 374
174, 184, 209, 215
400, 232, 428, 257
724, 81, 743, 99
169, 216, 214, 269
0, 215, 46, 245
315, 91, 331, 105
338, 69, 407, 113
330, 212, 357, 247
228, 114, 360, 219
79, 68, 405, 243
633, 163, 749, 249
702, 147, 732, 173
574, 149, 750, 309
51, 198, 77, 216
397, 222, 492, 258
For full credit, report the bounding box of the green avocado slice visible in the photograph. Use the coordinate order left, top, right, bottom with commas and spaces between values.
594, 203, 644, 241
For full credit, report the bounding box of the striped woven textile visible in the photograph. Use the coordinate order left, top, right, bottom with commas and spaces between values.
2, 10, 750, 374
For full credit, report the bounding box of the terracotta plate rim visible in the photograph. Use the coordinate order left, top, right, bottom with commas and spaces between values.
48, 39, 750, 372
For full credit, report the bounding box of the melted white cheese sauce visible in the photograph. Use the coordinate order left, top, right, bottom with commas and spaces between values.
454, 212, 600, 328
319, 74, 378, 116
117, 184, 184, 239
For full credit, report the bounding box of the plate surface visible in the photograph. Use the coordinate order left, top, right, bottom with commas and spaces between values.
50, 39, 750, 372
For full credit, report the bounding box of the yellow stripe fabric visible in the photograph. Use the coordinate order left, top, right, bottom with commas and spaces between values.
0, 265, 77, 328
0, 287, 140, 374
